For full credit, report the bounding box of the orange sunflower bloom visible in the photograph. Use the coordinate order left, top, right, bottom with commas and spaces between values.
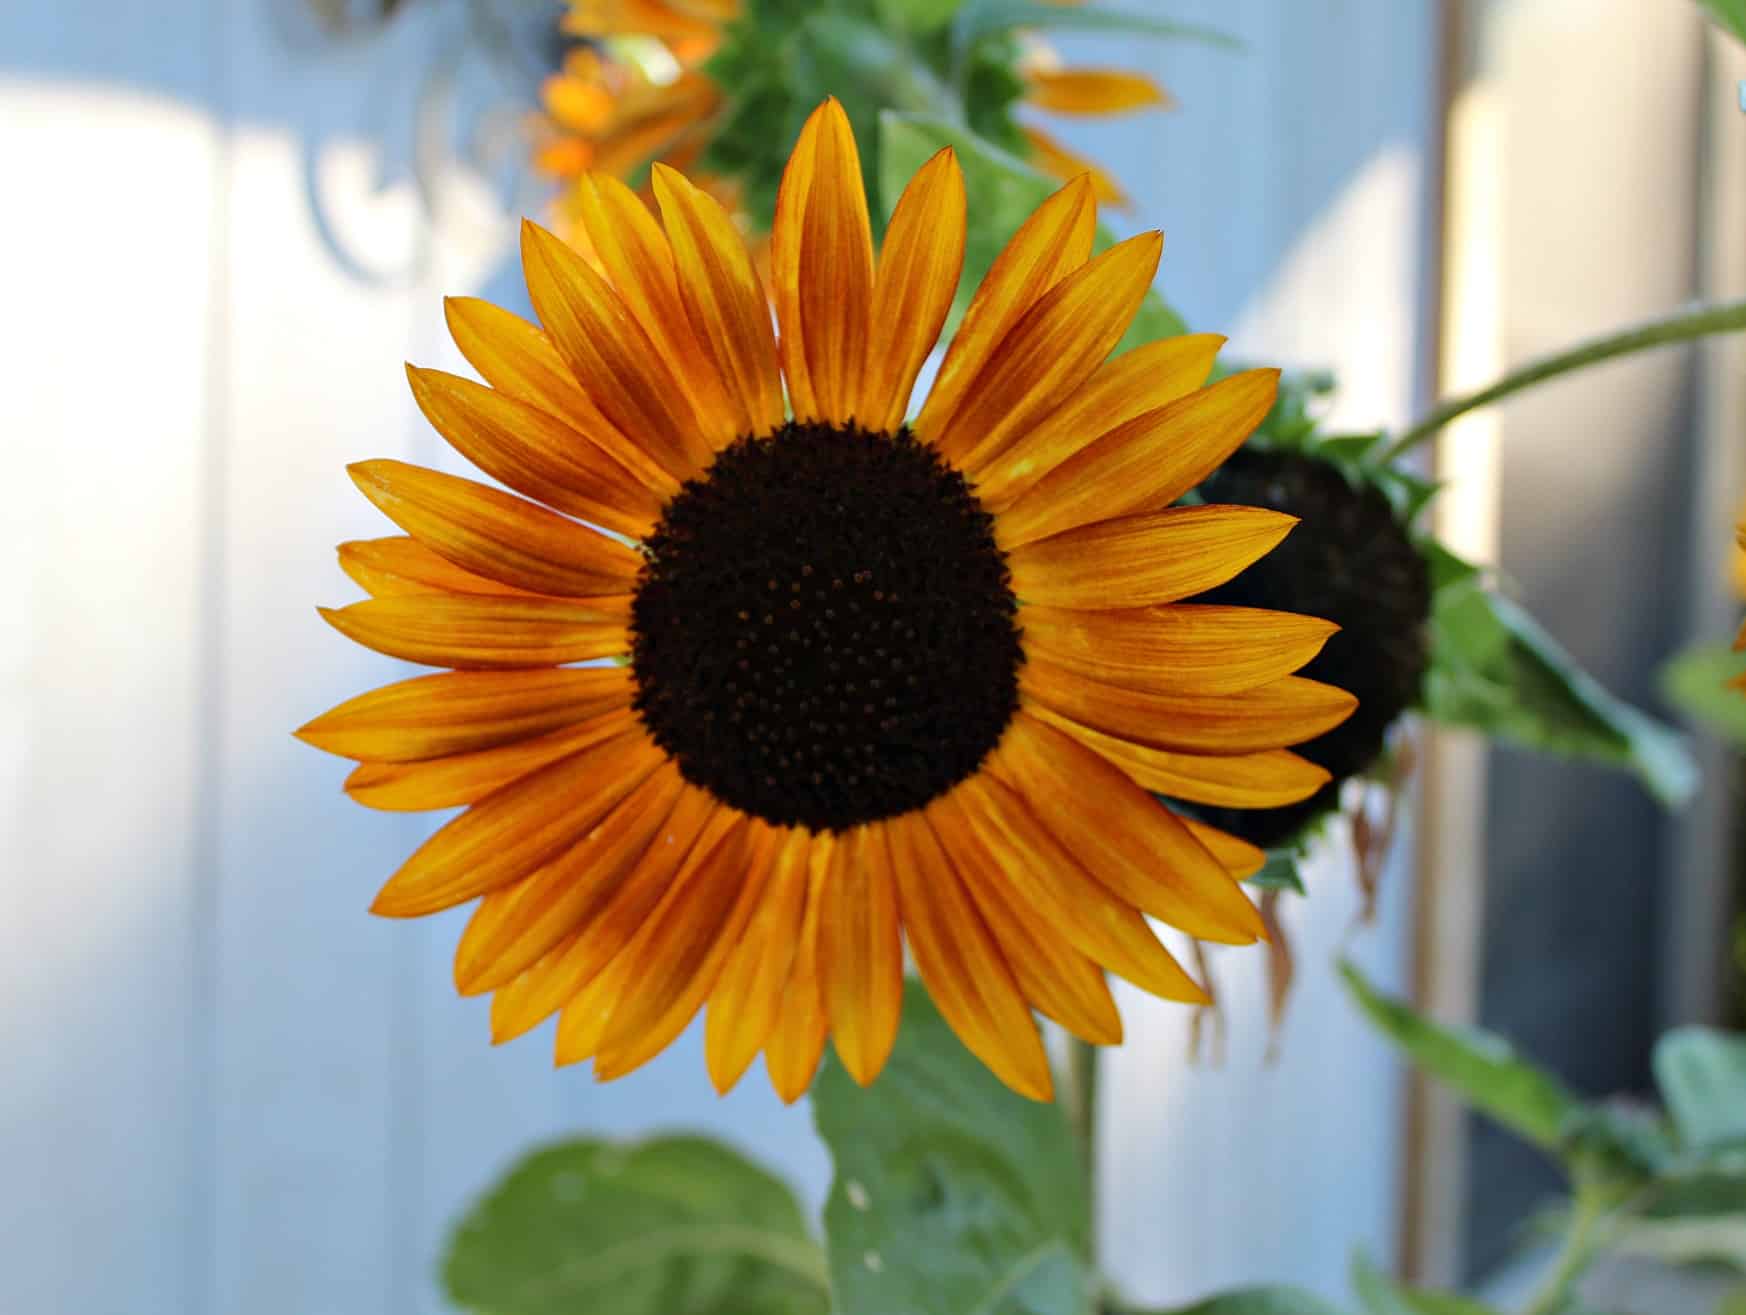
301, 100, 1351, 1102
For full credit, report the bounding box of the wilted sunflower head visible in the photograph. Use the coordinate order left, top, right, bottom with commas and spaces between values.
300, 99, 1353, 1103
1185, 445, 1433, 849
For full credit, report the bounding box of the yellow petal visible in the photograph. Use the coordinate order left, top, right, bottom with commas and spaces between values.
369, 722, 662, 917
928, 805, 1122, 1044
317, 594, 630, 669
297, 665, 632, 762
889, 814, 1053, 1101
1022, 701, 1332, 807
442, 296, 597, 430
651, 163, 786, 438
762, 835, 834, 1103
970, 333, 1224, 503
1179, 817, 1268, 880
1019, 124, 1128, 207
859, 148, 966, 431
1006, 504, 1299, 608
521, 219, 714, 478
996, 369, 1281, 547
818, 822, 903, 1087
930, 232, 1163, 466
941, 776, 1208, 1004
338, 536, 537, 600
1019, 602, 1338, 696
769, 108, 820, 420
1021, 662, 1359, 754
1025, 68, 1174, 115
406, 364, 670, 541
992, 713, 1265, 943
452, 761, 688, 993
343, 718, 632, 812
915, 175, 1096, 444
704, 827, 813, 1094
347, 460, 643, 597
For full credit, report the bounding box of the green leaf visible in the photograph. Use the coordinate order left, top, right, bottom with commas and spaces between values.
1697, 0, 1746, 45
1660, 644, 1746, 749
1655, 1028, 1746, 1153
878, 111, 1188, 348
1246, 849, 1306, 894
875, 0, 962, 31
1603, 1212, 1746, 1271
442, 1135, 830, 1315
1713, 1283, 1746, 1315
1130, 1290, 1348, 1315
951, 1, 1241, 60
812, 980, 1093, 1315
1422, 583, 1699, 807
1338, 960, 1584, 1154
1350, 1252, 1501, 1315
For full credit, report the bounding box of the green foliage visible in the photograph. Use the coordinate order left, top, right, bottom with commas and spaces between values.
441, 1135, 829, 1315
878, 111, 1188, 346
1349, 1253, 1501, 1315
1661, 644, 1746, 749
1655, 1028, 1746, 1156
948, 1, 1240, 61
1715, 1283, 1746, 1315
1696, 0, 1746, 45
811, 981, 1093, 1315
1132, 1290, 1348, 1315
1246, 849, 1307, 895
1338, 960, 1584, 1154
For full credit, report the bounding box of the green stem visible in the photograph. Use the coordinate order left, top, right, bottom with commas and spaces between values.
1518, 1179, 1607, 1315
1382, 296, 1746, 464
1066, 1036, 1100, 1265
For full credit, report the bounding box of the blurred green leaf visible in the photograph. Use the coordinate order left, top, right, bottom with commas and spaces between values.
1655, 1028, 1746, 1153
1422, 583, 1699, 807
812, 980, 1092, 1315
875, 0, 962, 31
1350, 1253, 1500, 1315
1246, 850, 1306, 895
1338, 960, 1584, 1154
951, 1, 1241, 60
1696, 0, 1746, 45
1603, 1213, 1746, 1271
1660, 644, 1746, 749
1714, 1283, 1746, 1315
1131, 1290, 1348, 1315
442, 1136, 829, 1315
878, 111, 1188, 348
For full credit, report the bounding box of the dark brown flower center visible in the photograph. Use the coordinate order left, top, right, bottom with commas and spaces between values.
630, 421, 1023, 832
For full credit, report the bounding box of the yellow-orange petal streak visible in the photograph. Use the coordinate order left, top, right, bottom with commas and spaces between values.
705, 827, 813, 1094
521, 219, 714, 478
995, 369, 1281, 547
933, 232, 1162, 466
927, 804, 1123, 1045
347, 460, 643, 597
369, 719, 662, 917
993, 713, 1265, 944
764, 836, 834, 1102
343, 718, 632, 812
769, 110, 820, 420
915, 175, 1097, 444
1019, 603, 1338, 696
452, 761, 689, 994
338, 537, 538, 600
1006, 505, 1299, 609
890, 814, 1053, 1100
442, 296, 597, 430
1179, 817, 1268, 881
818, 822, 903, 1087
317, 594, 630, 669
969, 333, 1225, 501
297, 666, 632, 762
859, 148, 966, 431
1023, 701, 1332, 807
651, 163, 785, 438
1020, 124, 1128, 207
406, 364, 669, 541
1021, 662, 1359, 755
1025, 68, 1174, 115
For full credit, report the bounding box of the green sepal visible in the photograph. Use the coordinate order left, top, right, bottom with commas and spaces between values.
1245, 849, 1307, 895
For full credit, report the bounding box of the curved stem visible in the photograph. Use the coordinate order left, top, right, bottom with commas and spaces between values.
1066, 1036, 1100, 1264
1382, 296, 1746, 464
1518, 1180, 1606, 1315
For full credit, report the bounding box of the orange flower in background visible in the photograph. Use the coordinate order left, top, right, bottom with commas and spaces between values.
1014, 37, 1175, 208
301, 101, 1350, 1102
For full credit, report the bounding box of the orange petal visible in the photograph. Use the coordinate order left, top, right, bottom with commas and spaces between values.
992, 713, 1265, 943
996, 369, 1281, 547
651, 164, 786, 438
1005, 505, 1299, 608
859, 148, 966, 431
1179, 817, 1268, 880
343, 718, 634, 812
1019, 602, 1338, 696
1022, 701, 1332, 807
1025, 68, 1174, 115
889, 814, 1053, 1100
915, 175, 1096, 444
932, 232, 1162, 466
818, 822, 903, 1087
317, 594, 630, 669
769, 108, 820, 420
1019, 125, 1128, 207
1021, 662, 1359, 755
406, 362, 670, 541
521, 219, 715, 478
347, 460, 643, 597
970, 333, 1224, 501
337, 536, 538, 599
369, 720, 662, 917
762, 835, 834, 1102
297, 665, 631, 762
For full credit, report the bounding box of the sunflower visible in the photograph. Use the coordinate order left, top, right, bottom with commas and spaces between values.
300, 99, 1353, 1103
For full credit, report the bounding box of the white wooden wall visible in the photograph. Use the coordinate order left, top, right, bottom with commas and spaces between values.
0, 2, 1439, 1311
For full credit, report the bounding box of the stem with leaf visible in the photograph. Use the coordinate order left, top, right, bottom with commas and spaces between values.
1066, 1035, 1100, 1265
1381, 296, 1746, 463
1518, 1169, 1611, 1315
